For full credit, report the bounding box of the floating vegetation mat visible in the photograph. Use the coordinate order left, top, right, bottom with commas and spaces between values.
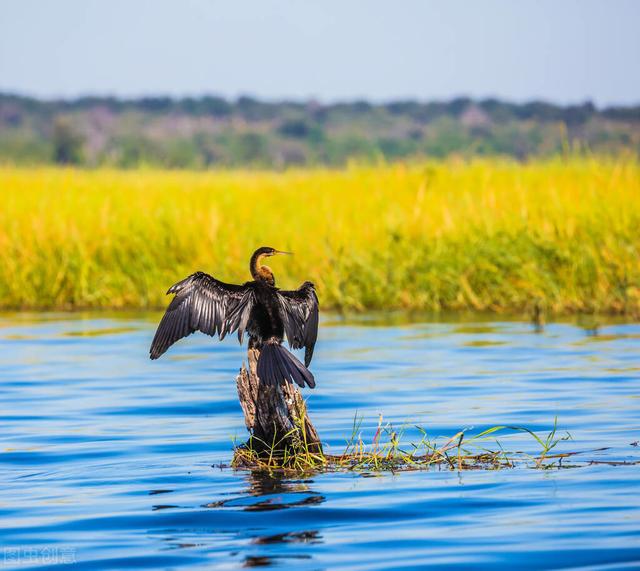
230, 416, 640, 473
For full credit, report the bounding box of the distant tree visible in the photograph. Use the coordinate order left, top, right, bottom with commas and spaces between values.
182, 96, 232, 117
232, 132, 271, 165
278, 119, 324, 141
377, 137, 417, 159
237, 96, 278, 121
138, 97, 174, 113
162, 139, 203, 168
447, 97, 473, 117
562, 102, 596, 126
0, 131, 52, 165
52, 117, 84, 164
349, 100, 372, 113
479, 98, 517, 122
278, 119, 310, 138
422, 117, 473, 157
105, 135, 161, 168
385, 100, 420, 116
602, 106, 640, 121
324, 135, 378, 165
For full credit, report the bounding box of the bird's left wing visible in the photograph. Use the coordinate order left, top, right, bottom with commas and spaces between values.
277, 281, 319, 367
150, 271, 255, 359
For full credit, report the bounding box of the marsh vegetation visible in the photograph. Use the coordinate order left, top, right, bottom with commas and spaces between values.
1, 158, 638, 316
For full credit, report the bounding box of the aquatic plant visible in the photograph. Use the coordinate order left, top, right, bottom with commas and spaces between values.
0, 158, 638, 315
230, 414, 582, 473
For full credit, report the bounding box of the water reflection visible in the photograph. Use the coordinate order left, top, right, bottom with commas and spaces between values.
243, 554, 312, 567
205, 470, 326, 513
202, 471, 324, 567
252, 530, 321, 545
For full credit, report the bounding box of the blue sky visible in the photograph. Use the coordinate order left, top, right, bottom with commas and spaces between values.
1, 0, 638, 105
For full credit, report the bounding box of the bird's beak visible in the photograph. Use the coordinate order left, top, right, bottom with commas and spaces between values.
274, 250, 293, 256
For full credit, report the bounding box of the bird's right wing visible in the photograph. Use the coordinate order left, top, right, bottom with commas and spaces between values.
150, 271, 255, 359
277, 281, 319, 367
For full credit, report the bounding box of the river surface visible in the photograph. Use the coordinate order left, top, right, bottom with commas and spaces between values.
1, 312, 639, 570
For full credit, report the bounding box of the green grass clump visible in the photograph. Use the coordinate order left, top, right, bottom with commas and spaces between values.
0, 158, 638, 315
231, 415, 581, 473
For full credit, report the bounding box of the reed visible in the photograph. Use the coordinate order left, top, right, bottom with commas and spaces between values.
0, 157, 638, 315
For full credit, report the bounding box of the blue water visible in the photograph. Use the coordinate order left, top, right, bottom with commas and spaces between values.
1, 313, 639, 570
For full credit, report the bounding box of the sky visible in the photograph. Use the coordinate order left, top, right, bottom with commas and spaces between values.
1, 0, 639, 106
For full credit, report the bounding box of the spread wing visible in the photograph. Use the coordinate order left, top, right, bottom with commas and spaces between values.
277, 281, 319, 367
150, 271, 255, 359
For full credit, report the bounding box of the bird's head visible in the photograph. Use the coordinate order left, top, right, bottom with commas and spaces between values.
254, 246, 293, 258
250, 247, 292, 285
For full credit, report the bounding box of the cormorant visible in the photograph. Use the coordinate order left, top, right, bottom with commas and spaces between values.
149, 247, 319, 388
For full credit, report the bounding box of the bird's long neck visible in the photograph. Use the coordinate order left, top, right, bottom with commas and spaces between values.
250, 252, 275, 286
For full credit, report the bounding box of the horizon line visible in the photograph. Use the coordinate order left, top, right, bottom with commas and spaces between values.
2, 90, 639, 111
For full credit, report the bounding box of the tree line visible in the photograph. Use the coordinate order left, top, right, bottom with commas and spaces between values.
0, 93, 638, 167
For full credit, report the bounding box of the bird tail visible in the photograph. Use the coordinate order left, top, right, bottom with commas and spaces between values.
257, 343, 316, 389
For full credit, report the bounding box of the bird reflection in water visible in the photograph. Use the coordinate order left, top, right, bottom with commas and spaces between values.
205, 470, 324, 567
205, 469, 326, 513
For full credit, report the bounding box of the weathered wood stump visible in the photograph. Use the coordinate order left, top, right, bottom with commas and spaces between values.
235, 348, 322, 457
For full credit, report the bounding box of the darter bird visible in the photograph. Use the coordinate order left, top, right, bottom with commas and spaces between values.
149, 247, 319, 388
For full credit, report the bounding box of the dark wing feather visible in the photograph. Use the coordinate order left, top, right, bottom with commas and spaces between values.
150, 271, 255, 359
277, 281, 319, 367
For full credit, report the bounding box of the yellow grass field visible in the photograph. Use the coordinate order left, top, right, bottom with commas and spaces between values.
0, 158, 638, 316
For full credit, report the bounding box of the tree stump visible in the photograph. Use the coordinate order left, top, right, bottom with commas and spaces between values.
235, 347, 322, 458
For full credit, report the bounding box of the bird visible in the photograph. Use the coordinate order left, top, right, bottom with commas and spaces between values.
149, 247, 319, 389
